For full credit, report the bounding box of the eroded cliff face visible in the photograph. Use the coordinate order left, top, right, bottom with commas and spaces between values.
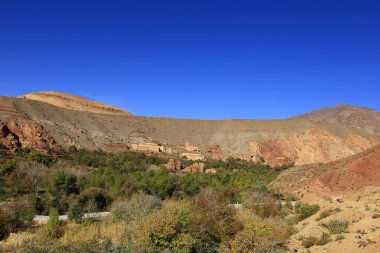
250, 128, 378, 166
0, 120, 57, 152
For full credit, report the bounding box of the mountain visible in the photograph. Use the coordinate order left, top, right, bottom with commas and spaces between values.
295, 104, 380, 136
20, 91, 134, 116
0, 93, 379, 166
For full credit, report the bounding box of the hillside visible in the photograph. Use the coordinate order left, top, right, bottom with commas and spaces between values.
270, 146, 380, 252
270, 144, 380, 199
20, 91, 133, 116
0, 94, 379, 166
296, 104, 380, 136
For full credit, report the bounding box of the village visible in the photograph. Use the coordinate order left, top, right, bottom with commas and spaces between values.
131, 141, 217, 174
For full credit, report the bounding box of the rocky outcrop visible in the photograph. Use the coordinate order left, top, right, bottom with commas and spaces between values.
0, 122, 21, 151
0, 120, 57, 152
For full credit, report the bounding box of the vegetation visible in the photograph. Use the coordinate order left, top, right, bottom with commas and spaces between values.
0, 147, 299, 252
295, 201, 320, 220
322, 219, 349, 234
315, 207, 341, 221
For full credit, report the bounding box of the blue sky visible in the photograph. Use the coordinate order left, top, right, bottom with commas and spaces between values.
0, 0, 379, 119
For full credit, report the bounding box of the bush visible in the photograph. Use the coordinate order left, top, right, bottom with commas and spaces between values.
28, 151, 55, 167
68, 200, 84, 223
295, 202, 320, 220
0, 160, 17, 176
111, 193, 161, 222
190, 192, 241, 252
0, 202, 35, 240
79, 187, 111, 212
49, 171, 79, 196
46, 208, 64, 238
302, 236, 318, 248
135, 201, 194, 252
0, 208, 10, 240
322, 219, 349, 234
221, 212, 292, 252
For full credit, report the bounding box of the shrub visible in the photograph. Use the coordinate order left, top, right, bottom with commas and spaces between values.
47, 208, 63, 238
372, 213, 380, 219
322, 219, 349, 234
315, 208, 340, 221
79, 187, 111, 212
0, 208, 10, 240
62, 221, 129, 246
135, 201, 194, 252
244, 192, 279, 218
0, 202, 35, 240
111, 193, 161, 222
28, 151, 55, 167
295, 202, 320, 220
221, 211, 292, 253
301, 232, 331, 248
68, 200, 84, 223
302, 236, 318, 248
49, 171, 79, 196
190, 192, 241, 252
0, 160, 17, 176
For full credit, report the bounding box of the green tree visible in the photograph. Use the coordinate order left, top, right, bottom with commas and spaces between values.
68, 199, 84, 223
27, 151, 55, 167
49, 172, 78, 196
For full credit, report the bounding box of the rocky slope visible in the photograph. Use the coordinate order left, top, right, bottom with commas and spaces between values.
287, 186, 380, 253
271, 145, 380, 252
21, 91, 133, 116
270, 145, 380, 199
296, 104, 380, 136
0, 93, 379, 166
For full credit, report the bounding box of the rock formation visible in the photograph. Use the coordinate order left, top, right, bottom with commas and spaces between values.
0, 120, 57, 152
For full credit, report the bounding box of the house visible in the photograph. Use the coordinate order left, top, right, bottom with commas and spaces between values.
185, 141, 200, 152
131, 142, 173, 154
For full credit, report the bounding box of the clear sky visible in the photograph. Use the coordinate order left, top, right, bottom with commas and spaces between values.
0, 0, 379, 119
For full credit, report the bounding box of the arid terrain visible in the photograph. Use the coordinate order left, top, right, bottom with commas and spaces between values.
270, 145, 380, 252
1, 92, 379, 166
296, 103, 380, 136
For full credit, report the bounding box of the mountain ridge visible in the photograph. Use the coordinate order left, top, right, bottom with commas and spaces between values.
295, 103, 380, 136
20, 91, 134, 116
1, 92, 379, 166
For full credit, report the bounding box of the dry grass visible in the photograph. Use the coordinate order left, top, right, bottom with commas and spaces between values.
62, 220, 129, 245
